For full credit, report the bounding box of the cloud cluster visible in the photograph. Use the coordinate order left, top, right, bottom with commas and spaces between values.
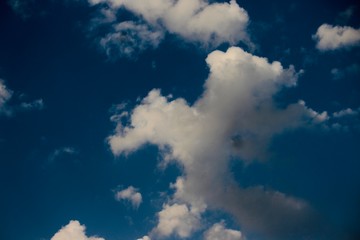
109, 47, 324, 238
99, 21, 164, 59
88, 0, 250, 57
51, 220, 105, 240
0, 79, 44, 117
313, 24, 360, 51
115, 186, 142, 209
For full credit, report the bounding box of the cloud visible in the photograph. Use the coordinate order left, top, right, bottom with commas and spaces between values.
313, 24, 360, 51
204, 221, 244, 240
48, 147, 78, 163
108, 47, 325, 238
330, 107, 360, 131
331, 63, 360, 80
115, 186, 142, 209
51, 220, 105, 240
7, 0, 33, 19
0, 79, 13, 115
333, 108, 358, 118
88, 0, 251, 57
0, 79, 44, 117
336, 6, 356, 25
19, 98, 44, 111
151, 203, 201, 238
137, 236, 151, 240
99, 21, 164, 59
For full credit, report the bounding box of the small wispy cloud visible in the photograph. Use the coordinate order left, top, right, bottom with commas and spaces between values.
0, 79, 44, 117
48, 147, 79, 163
19, 99, 44, 111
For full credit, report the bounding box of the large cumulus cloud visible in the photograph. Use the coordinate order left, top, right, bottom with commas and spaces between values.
108, 47, 325, 239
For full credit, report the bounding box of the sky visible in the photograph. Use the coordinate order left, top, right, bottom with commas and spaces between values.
0, 0, 360, 240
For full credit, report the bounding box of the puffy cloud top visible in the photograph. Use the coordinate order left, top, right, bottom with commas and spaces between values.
51, 220, 105, 240
152, 203, 201, 238
204, 221, 243, 240
314, 24, 360, 50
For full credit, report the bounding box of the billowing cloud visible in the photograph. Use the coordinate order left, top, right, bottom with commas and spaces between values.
88, 0, 250, 57
108, 47, 325, 238
313, 24, 360, 50
51, 220, 105, 240
204, 221, 243, 240
151, 203, 202, 238
115, 186, 142, 209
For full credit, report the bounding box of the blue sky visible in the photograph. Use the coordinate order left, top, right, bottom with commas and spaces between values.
0, 0, 359, 240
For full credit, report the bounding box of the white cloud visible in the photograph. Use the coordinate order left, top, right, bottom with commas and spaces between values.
51, 220, 105, 240
204, 221, 244, 240
115, 186, 142, 209
313, 24, 360, 50
151, 203, 201, 238
89, 0, 251, 57
108, 47, 324, 238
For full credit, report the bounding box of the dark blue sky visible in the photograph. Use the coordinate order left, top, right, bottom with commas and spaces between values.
0, 1, 359, 240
